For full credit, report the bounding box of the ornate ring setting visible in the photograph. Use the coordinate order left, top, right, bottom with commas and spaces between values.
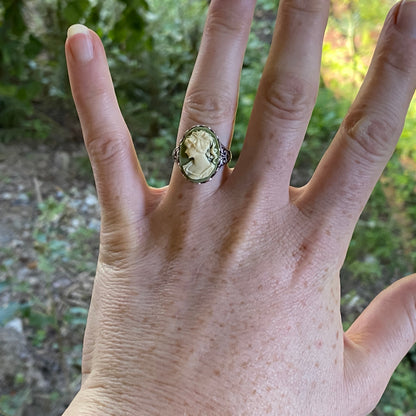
172, 125, 232, 184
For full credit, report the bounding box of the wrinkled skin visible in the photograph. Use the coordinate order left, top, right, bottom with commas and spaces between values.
63, 1, 416, 415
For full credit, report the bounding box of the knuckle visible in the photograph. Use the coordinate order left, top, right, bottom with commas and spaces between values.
86, 131, 131, 166
206, 3, 250, 38
375, 39, 416, 78
281, 0, 328, 15
183, 88, 236, 125
342, 112, 399, 163
261, 72, 316, 121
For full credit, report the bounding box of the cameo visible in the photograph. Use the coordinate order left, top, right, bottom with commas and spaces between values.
178, 126, 221, 183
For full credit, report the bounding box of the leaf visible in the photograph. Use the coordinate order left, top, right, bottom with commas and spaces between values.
24, 35, 43, 59
0, 302, 21, 325
86, 4, 101, 26
3, 0, 27, 36
0, 282, 9, 293
68, 307, 88, 315
62, 0, 90, 24
28, 311, 56, 330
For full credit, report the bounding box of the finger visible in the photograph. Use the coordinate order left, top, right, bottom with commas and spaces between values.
231, 0, 330, 200
300, 1, 416, 241
343, 274, 416, 414
170, 0, 256, 191
66, 24, 149, 223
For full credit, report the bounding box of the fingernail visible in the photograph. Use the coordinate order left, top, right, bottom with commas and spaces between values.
397, 0, 416, 38
67, 24, 94, 63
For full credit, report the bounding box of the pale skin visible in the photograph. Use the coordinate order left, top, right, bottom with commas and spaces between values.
63, 1, 416, 415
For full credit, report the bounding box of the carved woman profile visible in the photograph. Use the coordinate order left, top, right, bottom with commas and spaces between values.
182, 129, 219, 181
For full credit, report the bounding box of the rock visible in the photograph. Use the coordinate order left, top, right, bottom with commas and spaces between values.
1, 192, 13, 200
5, 317, 24, 334
0, 223, 14, 244
16, 266, 32, 282
70, 218, 81, 228
11, 238, 24, 248
54, 151, 71, 172
84, 194, 97, 207
16, 193, 30, 204
88, 218, 100, 231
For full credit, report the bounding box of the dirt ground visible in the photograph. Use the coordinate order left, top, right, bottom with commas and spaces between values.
0, 141, 99, 415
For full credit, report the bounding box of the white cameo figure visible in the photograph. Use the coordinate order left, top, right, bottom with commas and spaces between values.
182, 130, 218, 181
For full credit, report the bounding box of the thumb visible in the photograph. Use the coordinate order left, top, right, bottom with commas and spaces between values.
343, 274, 416, 414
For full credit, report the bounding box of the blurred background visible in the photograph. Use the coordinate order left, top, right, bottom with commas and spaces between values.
0, 0, 415, 414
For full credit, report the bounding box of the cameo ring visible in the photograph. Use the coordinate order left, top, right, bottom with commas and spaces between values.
172, 125, 232, 184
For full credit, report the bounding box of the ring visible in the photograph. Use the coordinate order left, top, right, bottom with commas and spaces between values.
172, 125, 232, 184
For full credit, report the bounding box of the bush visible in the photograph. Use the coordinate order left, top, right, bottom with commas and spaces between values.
0, 0, 150, 142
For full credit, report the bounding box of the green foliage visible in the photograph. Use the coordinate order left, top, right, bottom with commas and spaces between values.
0, 389, 30, 416
1, 192, 96, 344
233, 2, 275, 160
65, 306, 88, 327
378, 352, 416, 415
399, 103, 416, 161
0, 0, 150, 142
0, 190, 97, 414
293, 85, 347, 184
0, 0, 48, 141
0, 301, 21, 326
323, 0, 393, 100
346, 182, 404, 279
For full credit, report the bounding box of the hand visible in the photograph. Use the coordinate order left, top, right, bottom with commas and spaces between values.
63, 1, 416, 415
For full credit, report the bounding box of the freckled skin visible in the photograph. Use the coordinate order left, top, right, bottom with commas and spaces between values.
74, 194, 348, 415
68, 175, 414, 415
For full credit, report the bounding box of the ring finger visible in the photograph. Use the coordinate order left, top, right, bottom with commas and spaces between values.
169, 0, 257, 193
